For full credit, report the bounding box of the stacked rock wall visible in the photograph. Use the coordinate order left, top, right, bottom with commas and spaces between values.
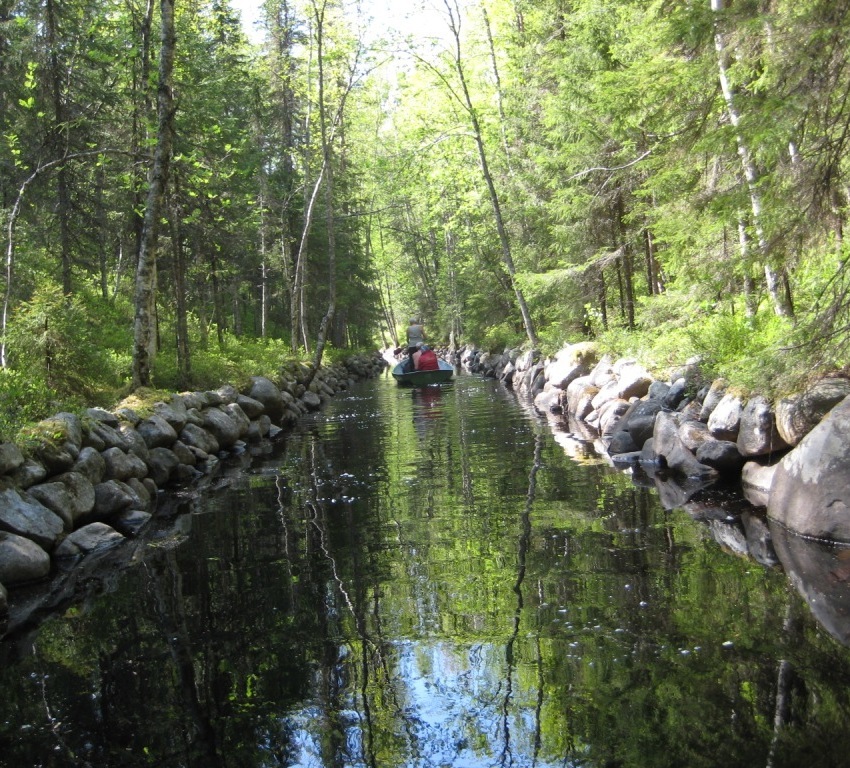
0, 353, 386, 608
458, 342, 850, 544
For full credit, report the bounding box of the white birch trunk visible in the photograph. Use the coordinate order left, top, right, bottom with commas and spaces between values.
712, 0, 791, 317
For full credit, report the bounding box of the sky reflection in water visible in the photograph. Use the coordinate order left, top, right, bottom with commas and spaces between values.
2, 373, 850, 767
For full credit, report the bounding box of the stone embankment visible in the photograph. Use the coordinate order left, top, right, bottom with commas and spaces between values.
457, 343, 850, 545
0, 353, 386, 621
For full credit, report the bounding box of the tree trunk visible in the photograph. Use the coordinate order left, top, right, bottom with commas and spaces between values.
132, 0, 175, 389
617, 193, 635, 329
132, 0, 156, 278
482, 6, 512, 168
168, 181, 190, 388
45, 0, 73, 295
711, 0, 792, 318
443, 0, 538, 348
209, 252, 225, 348
96, 165, 109, 300
269, 0, 300, 350
307, 0, 336, 385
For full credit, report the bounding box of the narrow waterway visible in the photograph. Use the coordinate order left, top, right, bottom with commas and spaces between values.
2, 371, 850, 767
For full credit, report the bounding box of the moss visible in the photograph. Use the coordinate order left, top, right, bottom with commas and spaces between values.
16, 417, 70, 458
114, 388, 172, 419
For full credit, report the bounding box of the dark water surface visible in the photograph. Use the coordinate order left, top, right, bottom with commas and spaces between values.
2, 372, 850, 767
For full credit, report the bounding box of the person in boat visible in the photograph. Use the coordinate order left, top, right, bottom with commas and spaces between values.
405, 318, 425, 372
414, 344, 440, 372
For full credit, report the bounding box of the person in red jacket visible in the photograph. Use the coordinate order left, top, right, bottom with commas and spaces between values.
415, 344, 440, 371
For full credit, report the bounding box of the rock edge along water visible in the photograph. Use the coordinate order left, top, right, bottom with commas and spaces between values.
0, 353, 386, 632
456, 343, 850, 543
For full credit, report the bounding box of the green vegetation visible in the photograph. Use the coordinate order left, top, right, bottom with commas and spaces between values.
2, 0, 850, 431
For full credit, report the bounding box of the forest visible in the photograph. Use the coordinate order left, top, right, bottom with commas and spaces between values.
1, 0, 849, 438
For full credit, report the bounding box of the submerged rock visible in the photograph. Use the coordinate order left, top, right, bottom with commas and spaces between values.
54, 523, 125, 558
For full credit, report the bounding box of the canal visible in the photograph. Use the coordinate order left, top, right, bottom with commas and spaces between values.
1, 371, 850, 767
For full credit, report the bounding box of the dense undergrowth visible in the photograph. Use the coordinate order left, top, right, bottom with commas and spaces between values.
1, 264, 846, 445
0, 285, 347, 443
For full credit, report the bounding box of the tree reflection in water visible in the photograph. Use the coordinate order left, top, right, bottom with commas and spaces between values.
2, 375, 850, 767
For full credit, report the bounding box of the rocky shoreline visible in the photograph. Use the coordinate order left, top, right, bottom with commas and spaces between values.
456, 343, 850, 645
457, 343, 850, 542
0, 353, 386, 634
4, 342, 850, 646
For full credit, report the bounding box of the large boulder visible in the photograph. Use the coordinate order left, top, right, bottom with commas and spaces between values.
741, 461, 777, 508
0, 488, 64, 550
102, 447, 148, 481
699, 379, 728, 421
768, 396, 850, 541
153, 399, 189, 433
223, 403, 251, 437
613, 360, 653, 400
202, 407, 242, 448
120, 426, 150, 462
12, 459, 48, 489
54, 471, 97, 518
696, 439, 745, 472
29, 472, 95, 530
0, 532, 51, 584
775, 377, 850, 447
32, 430, 78, 474
72, 447, 106, 485
86, 407, 120, 427
85, 421, 128, 452
248, 415, 272, 441
247, 376, 286, 422
136, 414, 178, 449
301, 391, 322, 411
607, 430, 639, 455
588, 355, 615, 387
236, 394, 266, 420
26, 482, 76, 528
662, 378, 689, 410
597, 399, 631, 437
180, 423, 220, 455
625, 400, 665, 447
93, 480, 144, 518
736, 396, 789, 458
0, 443, 25, 476
653, 411, 719, 480
53, 412, 84, 453
565, 376, 598, 420
707, 392, 745, 441
147, 447, 180, 486
546, 343, 597, 390
533, 388, 561, 414
678, 420, 711, 453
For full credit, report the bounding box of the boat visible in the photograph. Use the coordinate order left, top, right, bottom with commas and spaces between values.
392, 358, 454, 386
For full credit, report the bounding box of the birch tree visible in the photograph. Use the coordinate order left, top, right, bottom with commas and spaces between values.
711, 0, 793, 317
441, 0, 538, 347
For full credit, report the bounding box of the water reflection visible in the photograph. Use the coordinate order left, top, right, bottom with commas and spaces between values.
2, 375, 850, 767
410, 386, 446, 442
